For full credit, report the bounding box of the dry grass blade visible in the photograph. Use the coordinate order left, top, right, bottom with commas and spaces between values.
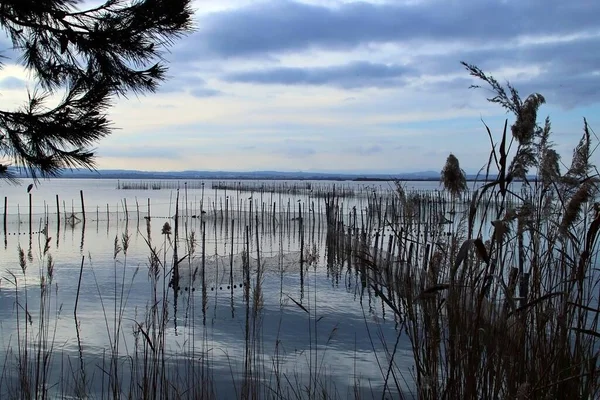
508, 292, 564, 317
286, 295, 308, 314
567, 302, 600, 314
134, 322, 155, 353
499, 119, 508, 195
452, 238, 489, 277
482, 119, 500, 172
370, 285, 403, 318
584, 213, 600, 255
569, 327, 600, 340
416, 284, 450, 300
468, 189, 479, 237
473, 238, 490, 264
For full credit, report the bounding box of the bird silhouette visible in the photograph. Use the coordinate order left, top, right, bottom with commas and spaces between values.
27, 183, 34, 193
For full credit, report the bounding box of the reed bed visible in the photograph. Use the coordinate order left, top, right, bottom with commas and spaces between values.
321, 66, 600, 399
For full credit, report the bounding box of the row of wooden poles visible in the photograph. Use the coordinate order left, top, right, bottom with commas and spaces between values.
1, 188, 322, 239
3, 191, 86, 235
2, 191, 158, 236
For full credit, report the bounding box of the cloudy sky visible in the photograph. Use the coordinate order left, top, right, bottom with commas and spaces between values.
1, 0, 599, 173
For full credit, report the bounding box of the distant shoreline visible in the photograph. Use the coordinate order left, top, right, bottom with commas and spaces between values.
5, 168, 531, 182
9, 175, 494, 182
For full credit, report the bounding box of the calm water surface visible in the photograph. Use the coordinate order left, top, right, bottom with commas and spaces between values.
0, 179, 454, 398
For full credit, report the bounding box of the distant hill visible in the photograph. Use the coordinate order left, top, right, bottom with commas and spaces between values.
4, 167, 514, 181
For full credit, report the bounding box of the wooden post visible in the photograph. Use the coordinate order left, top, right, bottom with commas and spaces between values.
3, 196, 8, 235
80, 190, 86, 223
56, 194, 60, 227
230, 219, 234, 293
201, 221, 206, 324
29, 193, 32, 236
3, 196, 7, 235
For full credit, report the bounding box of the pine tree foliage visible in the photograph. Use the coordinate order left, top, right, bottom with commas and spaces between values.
0, 0, 193, 179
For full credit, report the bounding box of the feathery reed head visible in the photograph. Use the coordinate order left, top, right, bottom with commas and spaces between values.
567, 119, 592, 179
441, 153, 467, 197
512, 93, 545, 144
161, 221, 172, 235
539, 148, 561, 188
561, 180, 597, 233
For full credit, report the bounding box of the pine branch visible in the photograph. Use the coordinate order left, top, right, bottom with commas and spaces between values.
0, 0, 193, 179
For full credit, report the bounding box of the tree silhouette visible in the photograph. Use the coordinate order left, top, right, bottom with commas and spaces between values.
0, 0, 193, 180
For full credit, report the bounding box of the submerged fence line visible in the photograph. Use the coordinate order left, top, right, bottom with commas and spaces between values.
2, 184, 523, 255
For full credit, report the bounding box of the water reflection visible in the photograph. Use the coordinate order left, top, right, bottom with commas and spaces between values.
0, 179, 480, 398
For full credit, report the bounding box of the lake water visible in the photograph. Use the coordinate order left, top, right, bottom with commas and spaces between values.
0, 178, 458, 399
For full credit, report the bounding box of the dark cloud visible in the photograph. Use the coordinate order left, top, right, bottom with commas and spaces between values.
520, 72, 600, 109
225, 61, 412, 88
0, 76, 25, 90
419, 35, 600, 76
180, 1, 600, 59
170, 1, 600, 107
417, 35, 600, 107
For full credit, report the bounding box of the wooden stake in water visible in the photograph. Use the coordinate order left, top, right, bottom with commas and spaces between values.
173, 189, 180, 290
29, 192, 32, 237
230, 219, 235, 289
299, 201, 304, 297
245, 225, 250, 300
255, 214, 261, 303
3, 196, 6, 235
229, 219, 235, 318
80, 190, 86, 223
56, 194, 60, 227
202, 221, 207, 325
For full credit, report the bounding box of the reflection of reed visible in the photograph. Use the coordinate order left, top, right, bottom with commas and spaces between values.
171, 189, 180, 332
73, 256, 87, 397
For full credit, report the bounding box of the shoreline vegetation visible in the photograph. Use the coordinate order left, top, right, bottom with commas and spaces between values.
1, 68, 599, 399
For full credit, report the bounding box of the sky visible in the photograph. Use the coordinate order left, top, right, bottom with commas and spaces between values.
0, 0, 599, 174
